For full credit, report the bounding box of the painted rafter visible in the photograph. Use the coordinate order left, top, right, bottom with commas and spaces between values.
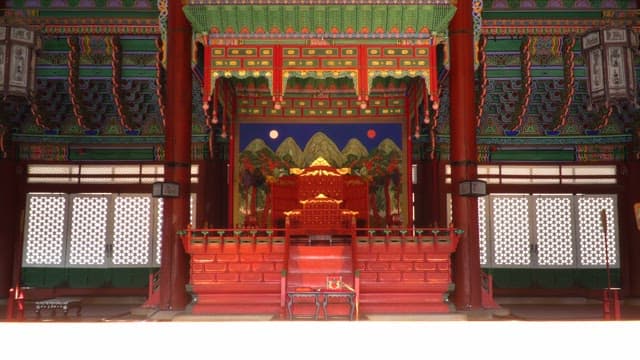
155, 38, 167, 129
550, 35, 576, 132
511, 36, 532, 133
111, 36, 135, 131
67, 36, 94, 130
476, 34, 488, 128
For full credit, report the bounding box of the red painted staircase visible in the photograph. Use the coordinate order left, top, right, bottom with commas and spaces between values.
287, 244, 355, 319
288, 244, 354, 289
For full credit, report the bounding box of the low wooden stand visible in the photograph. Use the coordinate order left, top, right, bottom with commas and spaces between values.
35, 297, 82, 318
287, 290, 355, 320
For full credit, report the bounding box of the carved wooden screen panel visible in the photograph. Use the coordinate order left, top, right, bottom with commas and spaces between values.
343, 175, 370, 226
298, 169, 343, 201
270, 176, 298, 227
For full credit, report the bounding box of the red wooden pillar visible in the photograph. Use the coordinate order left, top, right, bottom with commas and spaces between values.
448, 0, 483, 310
623, 160, 640, 297
0, 159, 19, 301
158, 0, 192, 310
414, 159, 443, 228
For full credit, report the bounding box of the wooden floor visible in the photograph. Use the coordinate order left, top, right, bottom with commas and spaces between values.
1, 307, 639, 360
5, 296, 640, 322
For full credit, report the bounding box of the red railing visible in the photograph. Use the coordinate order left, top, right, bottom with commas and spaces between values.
354, 227, 462, 252
179, 226, 288, 254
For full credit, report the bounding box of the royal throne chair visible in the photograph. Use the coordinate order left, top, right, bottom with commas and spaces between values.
270, 157, 369, 243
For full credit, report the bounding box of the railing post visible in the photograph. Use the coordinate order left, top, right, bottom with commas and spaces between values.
603, 288, 621, 320
603, 289, 611, 320
6, 285, 25, 321
148, 272, 154, 300
280, 269, 287, 320
354, 270, 360, 321
6, 287, 15, 321
612, 289, 621, 320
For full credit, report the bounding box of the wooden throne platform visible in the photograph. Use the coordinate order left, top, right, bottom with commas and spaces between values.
180, 157, 461, 319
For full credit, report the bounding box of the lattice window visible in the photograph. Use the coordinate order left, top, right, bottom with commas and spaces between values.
155, 198, 164, 266
68, 195, 109, 266
476, 193, 619, 269
577, 195, 618, 267
113, 196, 151, 266
491, 196, 531, 266
535, 196, 574, 266
23, 193, 177, 268
23, 194, 67, 266
478, 196, 488, 266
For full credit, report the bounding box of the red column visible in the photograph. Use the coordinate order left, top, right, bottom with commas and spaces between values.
158, 0, 192, 310
623, 160, 640, 296
0, 160, 19, 299
449, 0, 483, 310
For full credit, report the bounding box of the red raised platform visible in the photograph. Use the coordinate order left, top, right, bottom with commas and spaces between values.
180, 226, 460, 318
180, 159, 461, 318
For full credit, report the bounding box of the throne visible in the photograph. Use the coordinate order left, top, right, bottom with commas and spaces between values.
284, 193, 359, 241
271, 157, 369, 240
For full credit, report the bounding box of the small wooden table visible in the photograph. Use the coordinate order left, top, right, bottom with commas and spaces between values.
322, 291, 355, 320
35, 297, 82, 318
287, 290, 355, 320
287, 291, 322, 320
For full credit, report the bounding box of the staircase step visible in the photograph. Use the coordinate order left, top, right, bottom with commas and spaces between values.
197, 293, 281, 305
288, 259, 352, 273
287, 244, 354, 290
360, 303, 453, 314
287, 273, 354, 289
289, 245, 351, 258
192, 303, 281, 315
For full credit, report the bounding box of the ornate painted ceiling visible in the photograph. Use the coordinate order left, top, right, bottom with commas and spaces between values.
0, 1, 638, 162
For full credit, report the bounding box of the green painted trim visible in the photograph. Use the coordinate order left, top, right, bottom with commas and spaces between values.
436, 134, 632, 146
484, 268, 621, 289
12, 134, 209, 144
482, 10, 603, 21
21, 267, 156, 288
37, 68, 158, 79
78, 68, 112, 78
68, 147, 156, 161
37, 10, 159, 18
486, 68, 587, 78
122, 68, 159, 78
490, 149, 576, 161
36, 68, 69, 78
120, 39, 160, 52
485, 39, 583, 52
484, 39, 524, 52
42, 38, 71, 51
